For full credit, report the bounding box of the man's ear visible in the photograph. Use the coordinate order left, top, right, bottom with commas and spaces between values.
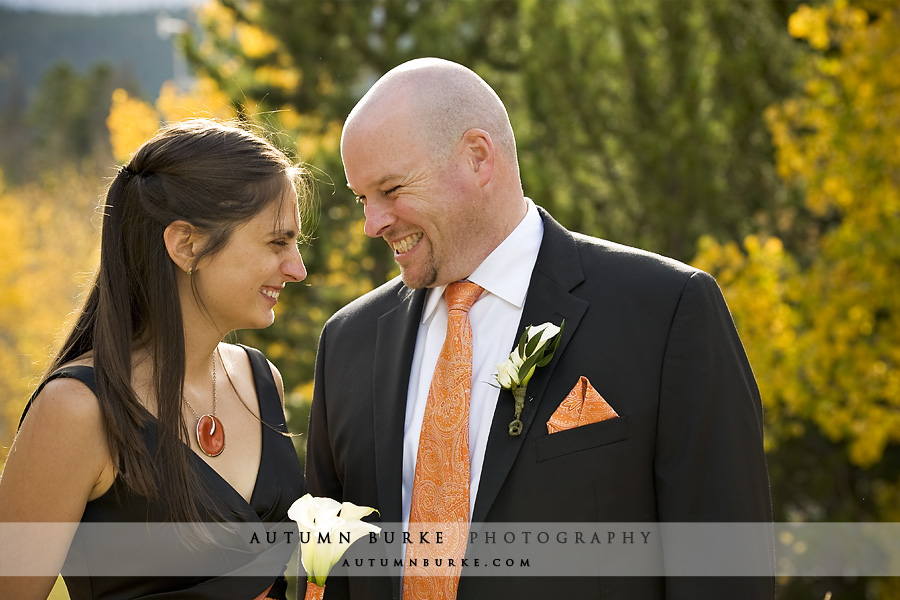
163, 220, 203, 274
462, 128, 495, 187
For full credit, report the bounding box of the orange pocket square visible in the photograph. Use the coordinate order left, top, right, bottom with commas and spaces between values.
546, 376, 619, 434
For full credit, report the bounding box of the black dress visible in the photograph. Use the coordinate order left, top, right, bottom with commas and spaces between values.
21, 345, 306, 600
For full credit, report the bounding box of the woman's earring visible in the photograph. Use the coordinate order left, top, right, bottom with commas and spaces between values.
187, 267, 193, 277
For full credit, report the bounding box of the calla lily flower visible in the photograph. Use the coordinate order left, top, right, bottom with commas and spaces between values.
529, 322, 562, 349
495, 355, 522, 389
288, 494, 381, 587
495, 321, 564, 390
494, 321, 565, 435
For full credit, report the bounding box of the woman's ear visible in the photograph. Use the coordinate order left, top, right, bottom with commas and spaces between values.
163, 220, 202, 274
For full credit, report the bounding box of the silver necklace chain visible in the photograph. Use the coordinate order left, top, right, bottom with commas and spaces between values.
183, 353, 217, 420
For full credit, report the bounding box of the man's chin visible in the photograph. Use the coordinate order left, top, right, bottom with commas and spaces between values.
399, 265, 437, 290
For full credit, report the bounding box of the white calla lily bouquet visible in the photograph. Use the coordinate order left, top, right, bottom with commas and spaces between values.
288, 494, 381, 592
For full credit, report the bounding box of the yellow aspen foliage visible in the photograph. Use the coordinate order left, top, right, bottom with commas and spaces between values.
106, 78, 237, 166
235, 22, 280, 59
294, 115, 342, 162
194, 0, 300, 111
0, 177, 29, 434
155, 77, 234, 122
196, 0, 238, 43
697, 1, 900, 476
307, 213, 383, 301
788, 4, 832, 49
253, 65, 300, 91
276, 106, 303, 133
106, 88, 160, 162
0, 169, 100, 464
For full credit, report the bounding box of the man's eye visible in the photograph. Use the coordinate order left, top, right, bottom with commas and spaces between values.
385, 185, 401, 196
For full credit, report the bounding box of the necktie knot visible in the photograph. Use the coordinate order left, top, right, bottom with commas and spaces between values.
445, 281, 483, 314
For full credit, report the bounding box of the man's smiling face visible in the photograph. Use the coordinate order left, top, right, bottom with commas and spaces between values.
341, 109, 487, 289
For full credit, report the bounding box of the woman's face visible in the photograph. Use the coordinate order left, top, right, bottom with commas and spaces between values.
192, 188, 306, 333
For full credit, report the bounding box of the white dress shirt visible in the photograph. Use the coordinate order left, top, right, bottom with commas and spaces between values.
401, 199, 544, 527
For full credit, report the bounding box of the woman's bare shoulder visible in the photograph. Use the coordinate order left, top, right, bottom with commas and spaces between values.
218, 342, 252, 376
25, 373, 101, 432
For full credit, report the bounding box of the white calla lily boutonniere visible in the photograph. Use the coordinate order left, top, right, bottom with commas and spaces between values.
495, 320, 565, 436
288, 494, 381, 598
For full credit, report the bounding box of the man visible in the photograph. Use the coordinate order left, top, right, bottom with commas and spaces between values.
306, 58, 773, 599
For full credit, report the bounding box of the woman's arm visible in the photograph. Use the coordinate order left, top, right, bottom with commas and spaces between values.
0, 377, 113, 599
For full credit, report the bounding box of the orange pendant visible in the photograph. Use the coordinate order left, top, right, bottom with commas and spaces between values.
197, 414, 225, 457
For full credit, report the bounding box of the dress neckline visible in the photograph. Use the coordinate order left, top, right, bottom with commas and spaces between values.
64, 345, 271, 518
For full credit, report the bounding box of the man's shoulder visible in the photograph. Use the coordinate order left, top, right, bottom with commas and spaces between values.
571, 232, 698, 279
537, 206, 700, 286
544, 224, 727, 312
327, 275, 412, 326
561, 230, 723, 320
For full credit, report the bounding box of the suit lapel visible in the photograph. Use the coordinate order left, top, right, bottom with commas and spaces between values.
472, 209, 588, 523
372, 285, 426, 526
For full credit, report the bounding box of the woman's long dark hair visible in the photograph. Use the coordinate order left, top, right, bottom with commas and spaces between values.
47, 119, 308, 522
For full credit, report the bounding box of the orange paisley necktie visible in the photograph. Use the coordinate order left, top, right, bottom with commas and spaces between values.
403, 281, 483, 600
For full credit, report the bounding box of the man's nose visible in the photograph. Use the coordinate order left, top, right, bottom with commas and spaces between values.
363, 196, 396, 238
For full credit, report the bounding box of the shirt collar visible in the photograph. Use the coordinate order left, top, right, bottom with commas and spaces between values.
421, 199, 544, 323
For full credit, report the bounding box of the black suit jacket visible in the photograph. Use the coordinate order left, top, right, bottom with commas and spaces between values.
306, 208, 773, 599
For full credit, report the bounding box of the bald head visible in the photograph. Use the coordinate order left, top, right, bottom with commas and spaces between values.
341, 59, 528, 288
344, 58, 518, 168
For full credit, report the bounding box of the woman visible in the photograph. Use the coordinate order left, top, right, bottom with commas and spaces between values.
0, 119, 309, 599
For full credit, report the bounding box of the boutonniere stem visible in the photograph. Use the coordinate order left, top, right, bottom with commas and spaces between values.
495, 320, 565, 436
509, 387, 527, 436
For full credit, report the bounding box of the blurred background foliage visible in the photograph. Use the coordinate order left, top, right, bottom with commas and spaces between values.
1, 1, 898, 598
